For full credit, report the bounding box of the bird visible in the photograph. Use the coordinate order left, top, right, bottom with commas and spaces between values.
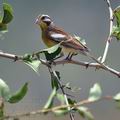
35, 14, 104, 67
35, 14, 90, 59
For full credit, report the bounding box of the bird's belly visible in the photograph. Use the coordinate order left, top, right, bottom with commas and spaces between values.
61, 46, 78, 54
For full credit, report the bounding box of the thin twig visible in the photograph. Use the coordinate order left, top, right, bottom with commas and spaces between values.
101, 0, 114, 63
3, 95, 113, 120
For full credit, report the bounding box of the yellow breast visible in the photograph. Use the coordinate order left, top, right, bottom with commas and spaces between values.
41, 32, 56, 47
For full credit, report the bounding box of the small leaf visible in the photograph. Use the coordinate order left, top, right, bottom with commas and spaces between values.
114, 93, 120, 101
0, 78, 10, 101
23, 54, 33, 62
68, 98, 76, 105
42, 43, 61, 54
43, 87, 56, 111
24, 60, 41, 74
77, 106, 94, 120
40, 44, 62, 61
0, 101, 4, 119
0, 23, 7, 32
23, 54, 41, 74
2, 3, 13, 24
0, 14, 2, 23
51, 71, 60, 90
56, 94, 76, 107
113, 6, 120, 40
0, 3, 13, 32
8, 82, 28, 103
112, 25, 120, 40
114, 6, 120, 27
88, 83, 102, 102
53, 108, 69, 116
113, 93, 120, 109
56, 93, 65, 104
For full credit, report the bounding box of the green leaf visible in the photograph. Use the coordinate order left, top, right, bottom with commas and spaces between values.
23, 54, 41, 74
56, 93, 65, 104
0, 23, 7, 32
40, 44, 62, 61
0, 3, 13, 32
112, 25, 120, 40
0, 14, 2, 23
56, 94, 76, 106
88, 83, 102, 102
24, 60, 41, 74
113, 93, 120, 109
23, 54, 33, 62
68, 98, 76, 105
113, 6, 120, 40
2, 3, 13, 24
53, 108, 69, 116
114, 93, 120, 101
0, 78, 10, 101
43, 87, 56, 112
42, 43, 61, 54
8, 82, 28, 103
114, 6, 120, 27
77, 106, 94, 120
51, 70, 60, 90
0, 101, 4, 119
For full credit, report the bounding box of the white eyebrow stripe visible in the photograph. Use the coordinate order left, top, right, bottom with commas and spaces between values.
51, 33, 66, 39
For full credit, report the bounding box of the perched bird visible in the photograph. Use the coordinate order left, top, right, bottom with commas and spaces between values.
35, 14, 90, 59
35, 14, 104, 67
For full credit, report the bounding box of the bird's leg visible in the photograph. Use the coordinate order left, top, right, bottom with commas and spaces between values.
65, 52, 72, 60
65, 53, 78, 60
71, 53, 78, 58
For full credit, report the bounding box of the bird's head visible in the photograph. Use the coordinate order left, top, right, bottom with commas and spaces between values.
35, 14, 52, 30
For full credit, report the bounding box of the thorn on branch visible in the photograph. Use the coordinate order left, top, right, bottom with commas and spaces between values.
14, 56, 19, 62
85, 63, 89, 69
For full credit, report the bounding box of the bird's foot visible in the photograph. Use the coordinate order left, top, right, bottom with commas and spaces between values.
65, 53, 77, 61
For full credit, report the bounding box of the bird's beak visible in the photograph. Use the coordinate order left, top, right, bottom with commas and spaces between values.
35, 18, 39, 24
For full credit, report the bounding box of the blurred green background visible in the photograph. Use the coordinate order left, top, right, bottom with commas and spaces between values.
0, 0, 120, 120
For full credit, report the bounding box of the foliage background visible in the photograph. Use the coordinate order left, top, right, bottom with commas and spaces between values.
0, 0, 120, 120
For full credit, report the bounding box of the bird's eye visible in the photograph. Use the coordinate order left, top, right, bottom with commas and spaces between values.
41, 16, 45, 20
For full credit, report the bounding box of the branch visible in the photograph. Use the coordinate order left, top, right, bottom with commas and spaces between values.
54, 59, 120, 77
3, 95, 112, 120
0, 50, 120, 77
101, 0, 114, 63
48, 67, 75, 120
0, 51, 23, 61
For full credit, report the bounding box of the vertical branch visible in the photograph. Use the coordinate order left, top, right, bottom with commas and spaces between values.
53, 69, 75, 120
101, 0, 114, 63
48, 67, 75, 120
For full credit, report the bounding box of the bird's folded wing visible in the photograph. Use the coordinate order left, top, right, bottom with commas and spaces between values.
48, 31, 89, 52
